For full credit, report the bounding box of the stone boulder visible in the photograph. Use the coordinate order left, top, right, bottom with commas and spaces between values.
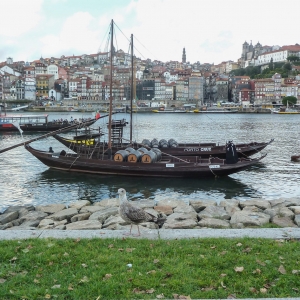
36, 204, 66, 214
198, 218, 230, 228
0, 211, 19, 225
190, 199, 217, 212
89, 207, 119, 223
198, 206, 230, 220
239, 199, 271, 210
271, 216, 297, 228
162, 212, 198, 229
48, 208, 78, 221
68, 200, 91, 210
230, 211, 270, 227
94, 198, 119, 207
66, 220, 102, 230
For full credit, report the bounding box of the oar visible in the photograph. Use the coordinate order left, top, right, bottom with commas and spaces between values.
0, 113, 113, 154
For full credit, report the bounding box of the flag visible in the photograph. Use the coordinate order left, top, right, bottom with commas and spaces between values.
12, 121, 23, 138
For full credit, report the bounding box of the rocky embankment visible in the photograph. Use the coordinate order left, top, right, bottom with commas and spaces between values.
1, 197, 300, 231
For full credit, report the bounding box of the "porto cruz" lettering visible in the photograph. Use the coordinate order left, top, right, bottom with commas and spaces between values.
184, 147, 212, 152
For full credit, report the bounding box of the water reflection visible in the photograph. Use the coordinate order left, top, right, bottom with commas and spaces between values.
37, 168, 259, 203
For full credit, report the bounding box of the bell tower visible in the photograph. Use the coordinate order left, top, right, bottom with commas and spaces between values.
182, 47, 186, 63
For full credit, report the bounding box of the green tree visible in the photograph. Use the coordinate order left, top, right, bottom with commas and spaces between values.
287, 55, 300, 63
282, 96, 297, 106
269, 58, 274, 70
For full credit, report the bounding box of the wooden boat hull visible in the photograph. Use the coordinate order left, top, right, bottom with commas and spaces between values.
0, 119, 97, 132
291, 155, 300, 162
25, 144, 266, 178
53, 134, 273, 158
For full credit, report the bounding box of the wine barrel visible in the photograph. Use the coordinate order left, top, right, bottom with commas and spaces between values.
141, 150, 157, 163
114, 150, 128, 162
125, 147, 136, 153
142, 139, 151, 147
151, 148, 162, 161
159, 139, 168, 148
138, 147, 149, 154
168, 138, 178, 148
127, 149, 142, 163
151, 138, 159, 148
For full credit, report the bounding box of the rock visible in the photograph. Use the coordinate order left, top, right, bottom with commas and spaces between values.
19, 220, 40, 228
242, 206, 263, 212
162, 213, 198, 229
269, 199, 289, 208
135, 200, 156, 209
264, 208, 280, 218
79, 206, 104, 213
19, 211, 48, 223
198, 206, 230, 220
66, 220, 102, 230
102, 215, 130, 229
89, 207, 119, 223
38, 219, 55, 228
94, 198, 119, 207
4, 205, 34, 213
174, 204, 197, 216
239, 199, 271, 210
230, 211, 270, 227
190, 199, 217, 212
54, 225, 66, 230
271, 216, 298, 228
288, 206, 300, 214
48, 208, 78, 221
154, 205, 173, 215
68, 200, 91, 210
71, 213, 91, 222
156, 198, 186, 208
198, 218, 231, 228
294, 215, 300, 226
0, 211, 19, 225
35, 204, 66, 214
278, 207, 295, 220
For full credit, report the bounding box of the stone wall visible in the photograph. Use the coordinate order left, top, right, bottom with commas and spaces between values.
1, 197, 300, 231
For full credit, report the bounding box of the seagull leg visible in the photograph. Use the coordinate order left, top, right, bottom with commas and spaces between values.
132, 225, 141, 237
123, 224, 132, 236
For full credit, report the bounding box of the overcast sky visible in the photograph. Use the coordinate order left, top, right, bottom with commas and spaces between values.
1, 0, 299, 65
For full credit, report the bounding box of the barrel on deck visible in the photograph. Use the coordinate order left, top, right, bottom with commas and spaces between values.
142, 139, 151, 147
151, 138, 159, 148
138, 147, 149, 154
113, 150, 128, 162
125, 147, 136, 153
141, 150, 157, 163
168, 138, 178, 148
151, 148, 162, 161
159, 139, 168, 148
127, 149, 142, 163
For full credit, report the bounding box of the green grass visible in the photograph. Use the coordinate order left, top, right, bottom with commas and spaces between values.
0, 237, 299, 299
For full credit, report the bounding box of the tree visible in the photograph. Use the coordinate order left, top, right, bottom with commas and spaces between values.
282, 96, 297, 106
287, 55, 300, 63
269, 58, 274, 71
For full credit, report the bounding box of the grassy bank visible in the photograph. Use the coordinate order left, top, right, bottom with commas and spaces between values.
0, 237, 299, 299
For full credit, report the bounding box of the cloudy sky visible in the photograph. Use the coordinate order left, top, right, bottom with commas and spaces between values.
1, 0, 299, 65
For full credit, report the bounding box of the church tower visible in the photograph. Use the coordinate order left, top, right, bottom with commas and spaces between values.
182, 48, 186, 63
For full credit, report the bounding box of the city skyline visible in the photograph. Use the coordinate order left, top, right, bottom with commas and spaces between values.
1, 0, 300, 65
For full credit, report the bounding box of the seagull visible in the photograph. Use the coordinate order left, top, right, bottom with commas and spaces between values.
118, 188, 165, 236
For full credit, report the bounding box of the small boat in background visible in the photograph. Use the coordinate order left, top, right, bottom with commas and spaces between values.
291, 155, 300, 162
0, 113, 96, 132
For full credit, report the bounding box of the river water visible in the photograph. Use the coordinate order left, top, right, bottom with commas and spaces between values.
0, 111, 299, 212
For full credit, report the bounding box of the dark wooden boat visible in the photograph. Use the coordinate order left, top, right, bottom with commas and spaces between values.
0, 113, 97, 132
291, 155, 300, 162
53, 133, 273, 159
25, 142, 267, 178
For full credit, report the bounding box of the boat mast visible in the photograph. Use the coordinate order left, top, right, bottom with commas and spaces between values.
130, 34, 133, 142
107, 19, 114, 157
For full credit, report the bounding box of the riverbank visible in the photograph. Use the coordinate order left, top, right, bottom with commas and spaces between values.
1, 197, 299, 231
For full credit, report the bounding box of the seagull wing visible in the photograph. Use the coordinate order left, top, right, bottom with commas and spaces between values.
122, 202, 154, 223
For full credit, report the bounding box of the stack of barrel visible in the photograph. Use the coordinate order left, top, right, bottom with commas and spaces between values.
113, 147, 162, 163
142, 138, 178, 148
